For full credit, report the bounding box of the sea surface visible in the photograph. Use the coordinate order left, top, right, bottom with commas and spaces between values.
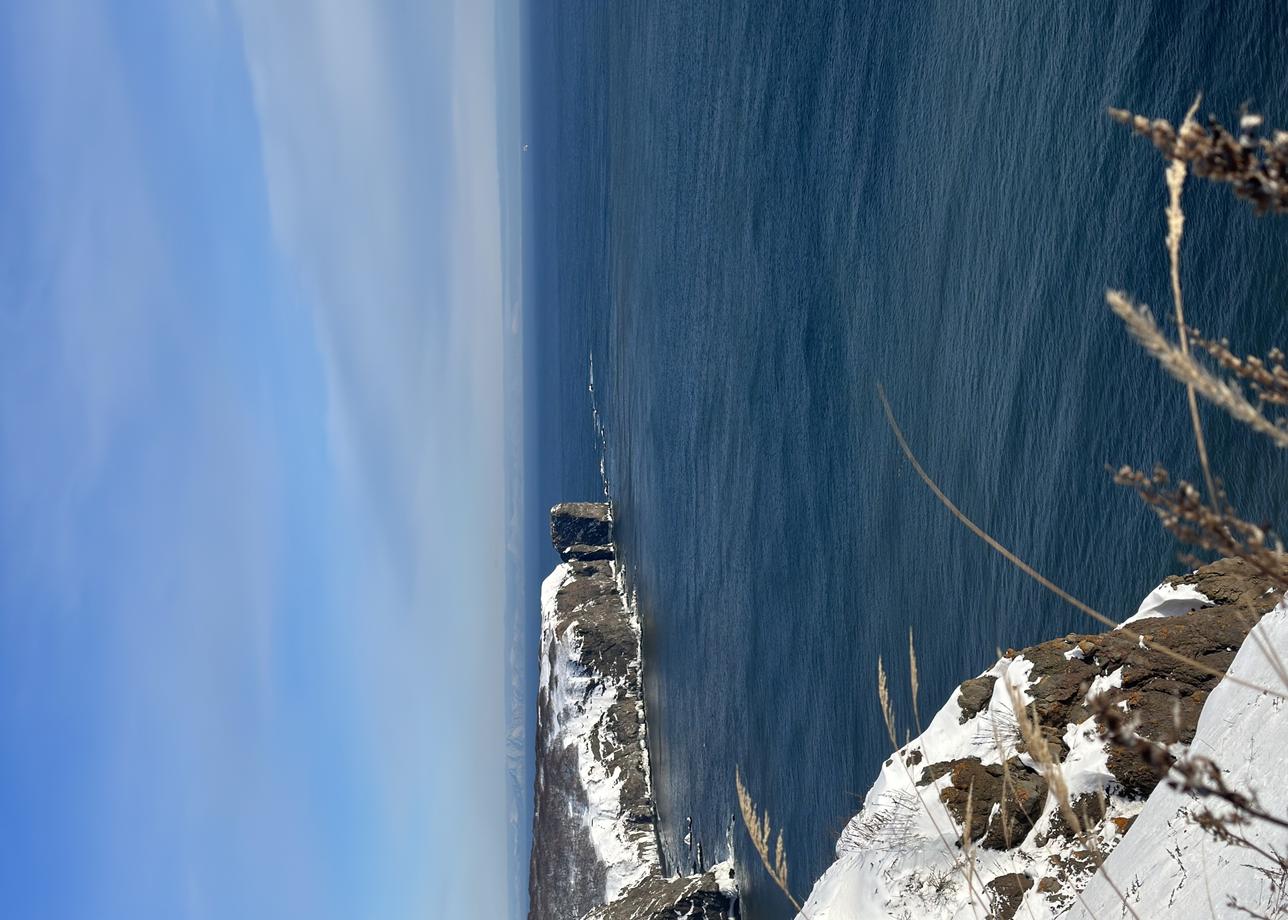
523, 3, 1288, 917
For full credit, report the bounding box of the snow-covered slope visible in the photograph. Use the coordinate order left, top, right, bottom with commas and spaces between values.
799, 558, 1280, 920
1068, 601, 1288, 920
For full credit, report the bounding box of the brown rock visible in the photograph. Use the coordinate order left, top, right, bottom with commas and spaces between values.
921, 757, 1047, 849
957, 675, 998, 723
984, 873, 1033, 920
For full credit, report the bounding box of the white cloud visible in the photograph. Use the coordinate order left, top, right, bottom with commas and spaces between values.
227, 1, 510, 915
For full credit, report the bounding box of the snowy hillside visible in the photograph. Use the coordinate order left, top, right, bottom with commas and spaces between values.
1069, 602, 1288, 920
799, 558, 1282, 920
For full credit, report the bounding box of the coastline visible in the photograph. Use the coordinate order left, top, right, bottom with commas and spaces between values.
529, 503, 737, 920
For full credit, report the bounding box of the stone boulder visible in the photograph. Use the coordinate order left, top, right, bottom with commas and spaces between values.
551, 502, 614, 559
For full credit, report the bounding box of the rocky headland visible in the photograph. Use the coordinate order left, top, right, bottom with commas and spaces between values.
528, 502, 737, 920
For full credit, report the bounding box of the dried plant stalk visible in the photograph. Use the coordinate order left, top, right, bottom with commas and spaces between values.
735, 767, 803, 912
1110, 104, 1288, 214
1163, 97, 1219, 507
1106, 292, 1288, 449
1189, 328, 1288, 407
908, 628, 923, 734
877, 655, 898, 750
1113, 465, 1288, 592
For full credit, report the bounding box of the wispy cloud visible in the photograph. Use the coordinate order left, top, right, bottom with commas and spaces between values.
0, 3, 312, 916
229, 0, 509, 915
1, 0, 514, 916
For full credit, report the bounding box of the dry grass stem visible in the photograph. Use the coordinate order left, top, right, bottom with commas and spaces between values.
1110, 103, 1288, 214
908, 628, 923, 734
1188, 328, 1288, 407
1106, 291, 1288, 449
1163, 97, 1220, 508
877, 655, 898, 750
735, 767, 804, 912
876, 384, 1285, 698
1112, 464, 1288, 595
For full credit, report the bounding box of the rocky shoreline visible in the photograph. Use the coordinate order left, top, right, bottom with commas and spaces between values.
528, 503, 738, 920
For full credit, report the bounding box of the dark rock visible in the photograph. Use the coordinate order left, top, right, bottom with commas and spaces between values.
552, 502, 614, 558
984, 873, 1033, 920
530, 511, 653, 920
1041, 792, 1107, 843
1166, 556, 1282, 608
957, 675, 997, 723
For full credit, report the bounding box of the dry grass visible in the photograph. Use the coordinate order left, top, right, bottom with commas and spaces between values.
1163, 96, 1219, 508
735, 766, 803, 912
1111, 464, 1288, 593
1110, 103, 1288, 215
877, 384, 1286, 700
1105, 291, 1288, 450
1189, 329, 1288, 408
909, 628, 923, 734
876, 654, 898, 749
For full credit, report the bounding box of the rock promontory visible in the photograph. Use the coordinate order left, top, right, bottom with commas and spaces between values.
528, 503, 737, 920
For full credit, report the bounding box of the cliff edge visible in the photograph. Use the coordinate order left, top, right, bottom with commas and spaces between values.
801, 557, 1284, 919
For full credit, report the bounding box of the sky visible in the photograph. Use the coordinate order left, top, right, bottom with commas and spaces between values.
0, 2, 518, 917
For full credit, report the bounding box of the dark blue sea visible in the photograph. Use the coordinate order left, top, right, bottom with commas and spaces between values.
522, 3, 1288, 917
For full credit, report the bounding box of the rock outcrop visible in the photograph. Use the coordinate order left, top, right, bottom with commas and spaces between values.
529, 503, 737, 920
582, 862, 738, 920
800, 557, 1283, 919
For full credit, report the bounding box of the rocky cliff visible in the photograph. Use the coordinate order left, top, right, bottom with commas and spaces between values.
529, 503, 737, 920
801, 557, 1284, 919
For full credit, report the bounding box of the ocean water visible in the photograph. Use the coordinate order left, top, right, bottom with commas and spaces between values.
525, 3, 1288, 917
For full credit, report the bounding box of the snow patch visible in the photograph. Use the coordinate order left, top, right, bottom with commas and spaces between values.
1069, 602, 1288, 919
1121, 581, 1212, 626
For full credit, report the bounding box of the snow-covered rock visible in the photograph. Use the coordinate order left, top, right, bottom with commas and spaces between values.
1120, 581, 1213, 626
529, 503, 737, 920
799, 558, 1281, 920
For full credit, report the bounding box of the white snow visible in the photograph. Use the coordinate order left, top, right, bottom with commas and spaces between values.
802, 650, 1128, 920
710, 859, 738, 899
1068, 602, 1288, 920
1120, 581, 1212, 626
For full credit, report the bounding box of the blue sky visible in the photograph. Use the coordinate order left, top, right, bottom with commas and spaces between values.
0, 2, 516, 917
